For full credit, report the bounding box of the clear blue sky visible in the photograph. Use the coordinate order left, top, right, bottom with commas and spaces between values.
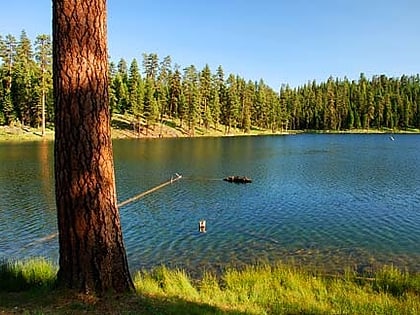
1, 0, 419, 89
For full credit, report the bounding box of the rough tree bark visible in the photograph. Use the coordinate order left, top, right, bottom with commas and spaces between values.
53, 0, 134, 294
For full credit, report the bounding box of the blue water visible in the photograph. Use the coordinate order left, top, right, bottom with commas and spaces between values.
1, 134, 419, 274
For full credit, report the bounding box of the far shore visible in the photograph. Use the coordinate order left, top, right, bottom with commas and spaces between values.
0, 125, 292, 142
1, 116, 419, 142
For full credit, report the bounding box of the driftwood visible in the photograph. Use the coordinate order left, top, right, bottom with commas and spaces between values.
223, 176, 252, 184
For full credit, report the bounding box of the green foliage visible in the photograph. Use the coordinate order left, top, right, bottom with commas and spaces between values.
373, 265, 420, 297
1, 259, 420, 314
183, 65, 200, 134
134, 263, 420, 315
169, 67, 182, 118
0, 258, 56, 292
1, 31, 420, 134
127, 58, 143, 118
134, 266, 199, 299
143, 77, 159, 127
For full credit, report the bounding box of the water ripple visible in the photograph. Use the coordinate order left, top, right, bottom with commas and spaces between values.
2, 136, 420, 275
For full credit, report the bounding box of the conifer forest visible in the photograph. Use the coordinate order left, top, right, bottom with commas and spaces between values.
1, 31, 420, 133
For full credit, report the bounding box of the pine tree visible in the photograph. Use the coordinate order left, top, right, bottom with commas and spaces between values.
128, 58, 143, 135
143, 77, 159, 132
254, 80, 268, 128
112, 73, 129, 114
114, 58, 129, 113
142, 53, 159, 81
326, 76, 337, 130
267, 88, 281, 132
157, 55, 172, 118
199, 64, 212, 129
12, 30, 39, 126
224, 74, 240, 133
279, 84, 291, 131
53, 0, 134, 294
241, 81, 253, 132
183, 65, 199, 135
216, 65, 226, 128
35, 34, 52, 135
108, 61, 117, 115
117, 58, 128, 82
169, 65, 182, 119
209, 73, 221, 129
1, 34, 17, 124
178, 88, 187, 128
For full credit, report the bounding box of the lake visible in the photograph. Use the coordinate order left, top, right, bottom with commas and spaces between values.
0, 134, 419, 275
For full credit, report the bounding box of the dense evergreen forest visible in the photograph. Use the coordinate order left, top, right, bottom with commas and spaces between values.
1, 31, 420, 133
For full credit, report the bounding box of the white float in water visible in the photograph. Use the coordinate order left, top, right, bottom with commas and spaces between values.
199, 220, 206, 233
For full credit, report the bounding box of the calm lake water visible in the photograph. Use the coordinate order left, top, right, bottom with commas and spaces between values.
1, 134, 419, 275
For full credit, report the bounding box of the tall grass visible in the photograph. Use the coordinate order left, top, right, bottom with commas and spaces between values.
1, 258, 420, 314
0, 257, 56, 291
373, 264, 420, 296
134, 263, 420, 314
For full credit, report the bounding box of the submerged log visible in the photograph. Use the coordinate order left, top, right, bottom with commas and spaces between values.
223, 176, 252, 184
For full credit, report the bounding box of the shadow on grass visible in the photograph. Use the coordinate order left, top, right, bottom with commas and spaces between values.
0, 289, 251, 315
111, 117, 133, 130
162, 119, 178, 129
137, 294, 250, 315
0, 259, 56, 293
1, 257, 246, 313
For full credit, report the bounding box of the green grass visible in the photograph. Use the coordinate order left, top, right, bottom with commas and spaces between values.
2, 116, 419, 143
0, 115, 292, 142
0, 257, 57, 292
1, 259, 420, 314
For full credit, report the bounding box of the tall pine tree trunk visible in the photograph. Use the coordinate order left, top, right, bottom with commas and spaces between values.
53, 0, 134, 294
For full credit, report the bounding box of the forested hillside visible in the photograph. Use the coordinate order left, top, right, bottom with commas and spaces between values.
1, 31, 420, 133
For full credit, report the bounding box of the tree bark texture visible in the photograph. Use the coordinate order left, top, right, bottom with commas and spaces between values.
53, 0, 134, 294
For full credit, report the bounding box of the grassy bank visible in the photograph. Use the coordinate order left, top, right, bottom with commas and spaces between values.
0, 114, 289, 143
2, 119, 418, 143
1, 258, 419, 314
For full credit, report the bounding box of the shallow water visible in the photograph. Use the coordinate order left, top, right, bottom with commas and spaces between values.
1, 134, 419, 274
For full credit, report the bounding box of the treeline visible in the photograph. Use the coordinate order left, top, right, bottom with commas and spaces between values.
284, 74, 420, 131
0, 31, 52, 127
1, 31, 420, 132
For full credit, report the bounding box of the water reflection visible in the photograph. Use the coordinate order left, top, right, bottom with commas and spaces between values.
0, 141, 57, 260
0, 135, 420, 276
38, 140, 55, 211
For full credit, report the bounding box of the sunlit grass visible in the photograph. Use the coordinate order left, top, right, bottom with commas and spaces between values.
0, 257, 57, 292
373, 264, 420, 296
1, 258, 420, 314
133, 263, 420, 314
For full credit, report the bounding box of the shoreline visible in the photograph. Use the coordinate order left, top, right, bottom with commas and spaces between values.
1, 258, 419, 314
1, 120, 419, 143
